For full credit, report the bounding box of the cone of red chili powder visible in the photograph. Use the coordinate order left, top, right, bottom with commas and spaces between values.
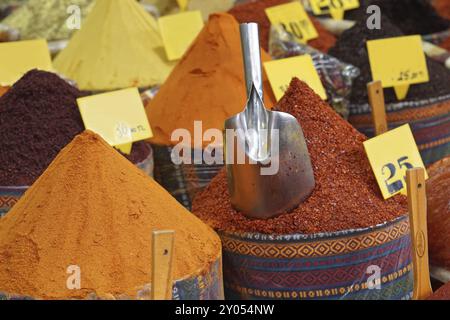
193, 78, 407, 234
192, 78, 412, 300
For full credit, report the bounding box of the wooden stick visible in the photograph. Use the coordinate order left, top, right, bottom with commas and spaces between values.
151, 230, 175, 300
406, 168, 432, 300
367, 81, 388, 136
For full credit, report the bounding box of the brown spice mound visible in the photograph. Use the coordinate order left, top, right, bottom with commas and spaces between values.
228, 0, 336, 53
427, 282, 450, 300
192, 78, 407, 235
0, 131, 221, 299
427, 156, 450, 269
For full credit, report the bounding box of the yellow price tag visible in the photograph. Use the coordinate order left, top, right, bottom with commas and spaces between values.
367, 35, 429, 101
309, 0, 360, 20
176, 0, 189, 11
264, 55, 327, 101
77, 88, 153, 154
158, 10, 204, 61
265, 2, 318, 43
0, 39, 53, 86
363, 124, 428, 200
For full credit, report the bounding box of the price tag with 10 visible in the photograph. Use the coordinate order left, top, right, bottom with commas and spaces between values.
363, 124, 428, 199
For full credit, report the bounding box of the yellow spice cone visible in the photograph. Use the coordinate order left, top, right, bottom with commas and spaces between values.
54, 0, 175, 91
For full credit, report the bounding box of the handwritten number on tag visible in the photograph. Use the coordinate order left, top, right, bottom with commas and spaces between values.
281, 22, 306, 40
382, 156, 414, 195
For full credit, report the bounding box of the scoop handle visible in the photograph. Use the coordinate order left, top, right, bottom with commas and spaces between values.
240, 23, 263, 99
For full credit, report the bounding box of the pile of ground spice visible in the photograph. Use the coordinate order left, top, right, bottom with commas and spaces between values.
192, 78, 407, 235
344, 0, 449, 35
0, 86, 8, 97
329, 17, 450, 105
0, 70, 149, 186
433, 0, 450, 20
54, 0, 174, 91
0, 131, 221, 299
427, 156, 450, 270
1, 0, 94, 41
427, 282, 450, 300
228, 0, 336, 52
146, 13, 276, 148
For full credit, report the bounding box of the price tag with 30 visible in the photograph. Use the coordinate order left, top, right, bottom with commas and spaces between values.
265, 2, 318, 44
309, 0, 360, 20
363, 124, 428, 199
77, 88, 153, 155
367, 35, 429, 100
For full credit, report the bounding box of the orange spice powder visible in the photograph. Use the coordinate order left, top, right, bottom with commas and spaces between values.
0, 131, 221, 299
146, 13, 276, 148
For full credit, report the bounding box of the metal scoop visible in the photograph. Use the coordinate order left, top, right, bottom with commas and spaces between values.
224, 23, 315, 220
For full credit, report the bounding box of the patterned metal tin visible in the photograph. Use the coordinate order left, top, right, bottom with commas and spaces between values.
0, 144, 155, 217
219, 215, 413, 300
348, 95, 450, 166
0, 256, 224, 300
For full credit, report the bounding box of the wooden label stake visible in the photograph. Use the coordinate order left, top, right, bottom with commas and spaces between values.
367, 81, 388, 136
151, 230, 175, 300
406, 168, 432, 300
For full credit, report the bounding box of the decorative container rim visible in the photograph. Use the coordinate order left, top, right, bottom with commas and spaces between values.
217, 213, 409, 242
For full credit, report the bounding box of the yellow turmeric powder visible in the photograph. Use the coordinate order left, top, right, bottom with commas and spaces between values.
146, 13, 276, 148
0, 131, 221, 299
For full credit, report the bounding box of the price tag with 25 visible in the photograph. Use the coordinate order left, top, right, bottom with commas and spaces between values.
265, 2, 318, 43
367, 35, 429, 101
363, 124, 428, 199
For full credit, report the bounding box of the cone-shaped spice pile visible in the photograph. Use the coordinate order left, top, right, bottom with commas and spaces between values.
192, 78, 407, 234
54, 0, 174, 91
145, 13, 276, 148
427, 157, 450, 270
0, 131, 221, 299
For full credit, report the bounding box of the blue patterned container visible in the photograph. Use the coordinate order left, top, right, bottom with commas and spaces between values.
219, 215, 413, 300
0, 186, 27, 217
0, 256, 224, 300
